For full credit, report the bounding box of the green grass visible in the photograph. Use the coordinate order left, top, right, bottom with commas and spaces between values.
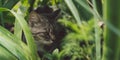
0, 8, 39, 60
0, 0, 120, 60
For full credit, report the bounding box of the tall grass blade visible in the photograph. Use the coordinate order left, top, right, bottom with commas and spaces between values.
0, 26, 29, 60
2, 0, 19, 9
14, 9, 22, 40
64, 0, 81, 26
92, 0, 101, 60
0, 8, 38, 60
10, 10, 38, 60
102, 0, 120, 60
75, 0, 93, 14
0, 45, 17, 60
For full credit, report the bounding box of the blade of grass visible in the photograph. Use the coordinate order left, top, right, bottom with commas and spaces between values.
0, 45, 17, 60
14, 8, 23, 40
10, 10, 38, 60
14, 0, 30, 37
75, 0, 101, 20
2, 0, 19, 9
0, 26, 29, 60
64, 0, 81, 26
0, 12, 4, 26
0, 7, 39, 60
0, 0, 4, 26
92, 0, 101, 60
102, 0, 120, 60
75, 0, 93, 14
92, 0, 102, 16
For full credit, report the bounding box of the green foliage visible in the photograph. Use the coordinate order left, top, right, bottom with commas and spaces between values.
0, 7, 39, 60
102, 0, 120, 60
0, 46, 17, 60
0, 0, 105, 60
58, 18, 95, 60
73, 0, 93, 20
0, 26, 29, 60
64, 0, 82, 25
0, 0, 19, 26
39, 17, 96, 60
0, 0, 19, 9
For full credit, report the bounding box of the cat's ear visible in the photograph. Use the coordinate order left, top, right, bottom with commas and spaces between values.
35, 5, 53, 14
52, 9, 61, 19
47, 9, 61, 21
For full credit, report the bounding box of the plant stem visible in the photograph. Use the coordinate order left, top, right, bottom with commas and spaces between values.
92, 0, 101, 60
102, 0, 120, 60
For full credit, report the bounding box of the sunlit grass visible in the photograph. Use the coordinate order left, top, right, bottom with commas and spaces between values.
0, 8, 39, 60
1, 0, 119, 60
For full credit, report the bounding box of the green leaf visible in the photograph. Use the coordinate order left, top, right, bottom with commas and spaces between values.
52, 48, 59, 55
64, 0, 81, 26
10, 10, 38, 60
14, 9, 23, 40
0, 46, 17, 60
0, 26, 29, 60
0, 8, 9, 12
75, 0, 93, 13
2, 0, 19, 9
0, 8, 39, 60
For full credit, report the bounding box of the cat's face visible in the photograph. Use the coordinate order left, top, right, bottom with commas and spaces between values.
28, 8, 60, 46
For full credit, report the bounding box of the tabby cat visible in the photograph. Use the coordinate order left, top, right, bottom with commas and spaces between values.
28, 6, 61, 53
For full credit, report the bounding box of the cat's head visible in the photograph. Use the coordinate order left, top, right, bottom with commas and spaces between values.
35, 6, 61, 22
28, 6, 60, 45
